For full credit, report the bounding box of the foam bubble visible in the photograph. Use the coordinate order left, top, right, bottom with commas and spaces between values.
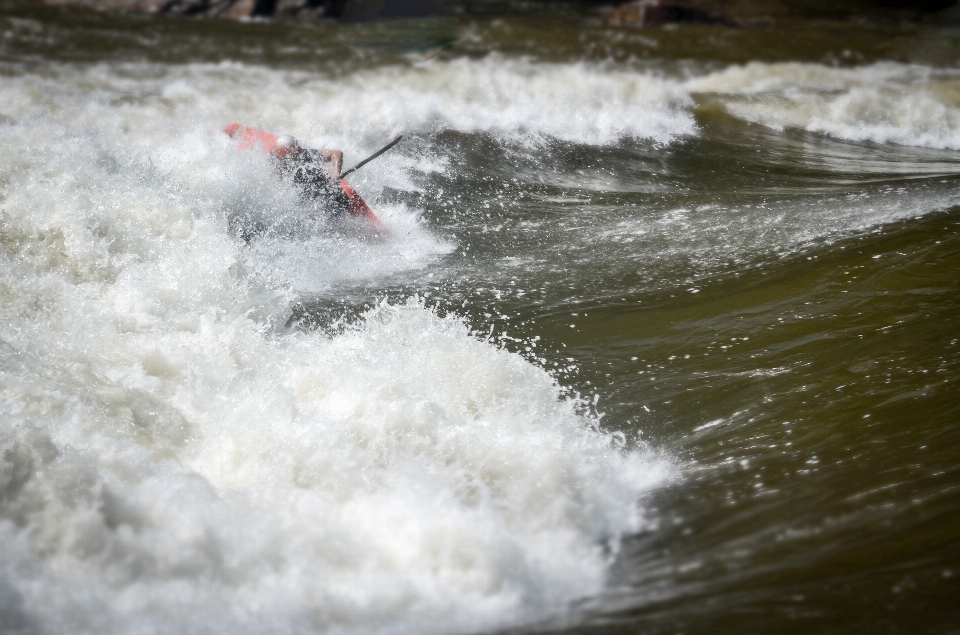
687, 62, 960, 149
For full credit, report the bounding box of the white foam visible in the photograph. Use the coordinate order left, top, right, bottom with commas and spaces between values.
0, 299, 672, 634
1, 56, 696, 151
590, 179, 960, 291
687, 61, 960, 149
0, 60, 676, 634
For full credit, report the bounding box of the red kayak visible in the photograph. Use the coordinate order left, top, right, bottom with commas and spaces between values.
223, 123, 381, 226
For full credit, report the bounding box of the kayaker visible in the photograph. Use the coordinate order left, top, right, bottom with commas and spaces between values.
224, 124, 350, 217
273, 134, 342, 175
272, 134, 351, 217
224, 123, 382, 227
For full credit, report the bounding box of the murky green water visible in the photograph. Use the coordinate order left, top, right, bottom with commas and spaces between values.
1, 0, 959, 632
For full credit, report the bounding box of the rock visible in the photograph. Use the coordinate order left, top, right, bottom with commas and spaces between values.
275, 0, 336, 20
42, 0, 340, 19
42, 0, 167, 12
218, 0, 259, 18
39, 0, 446, 19
606, 0, 737, 26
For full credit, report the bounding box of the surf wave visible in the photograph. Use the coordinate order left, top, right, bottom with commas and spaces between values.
0, 60, 675, 634
687, 61, 960, 150
0, 56, 696, 152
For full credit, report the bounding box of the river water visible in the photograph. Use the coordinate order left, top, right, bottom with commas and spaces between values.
1, 1, 959, 633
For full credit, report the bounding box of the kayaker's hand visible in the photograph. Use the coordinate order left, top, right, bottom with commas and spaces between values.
322, 149, 343, 176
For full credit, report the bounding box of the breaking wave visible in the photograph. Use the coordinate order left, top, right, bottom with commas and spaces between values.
0, 57, 676, 635
687, 61, 960, 150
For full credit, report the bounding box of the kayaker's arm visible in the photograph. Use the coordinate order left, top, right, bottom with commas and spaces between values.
321, 149, 343, 175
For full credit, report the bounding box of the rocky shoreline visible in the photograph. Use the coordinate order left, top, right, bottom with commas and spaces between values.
41, 0, 344, 20
38, 0, 960, 23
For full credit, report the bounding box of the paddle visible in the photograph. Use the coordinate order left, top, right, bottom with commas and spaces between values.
338, 135, 404, 180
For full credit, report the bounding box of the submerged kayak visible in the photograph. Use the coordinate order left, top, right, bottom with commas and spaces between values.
223, 123, 381, 226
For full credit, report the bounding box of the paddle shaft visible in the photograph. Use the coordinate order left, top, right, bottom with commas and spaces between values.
338, 135, 403, 180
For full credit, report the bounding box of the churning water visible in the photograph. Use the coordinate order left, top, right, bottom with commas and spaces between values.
1, 2, 960, 634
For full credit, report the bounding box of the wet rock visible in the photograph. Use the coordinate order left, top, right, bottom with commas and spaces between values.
40, 0, 448, 19
42, 0, 166, 12
42, 0, 340, 19
606, 0, 737, 26
218, 0, 259, 17
275, 0, 341, 20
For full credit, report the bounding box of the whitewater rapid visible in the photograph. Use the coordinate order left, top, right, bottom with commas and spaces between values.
687, 61, 960, 150
2, 53, 960, 635
0, 58, 682, 635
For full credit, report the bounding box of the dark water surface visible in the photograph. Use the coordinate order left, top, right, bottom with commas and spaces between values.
2, 0, 960, 633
